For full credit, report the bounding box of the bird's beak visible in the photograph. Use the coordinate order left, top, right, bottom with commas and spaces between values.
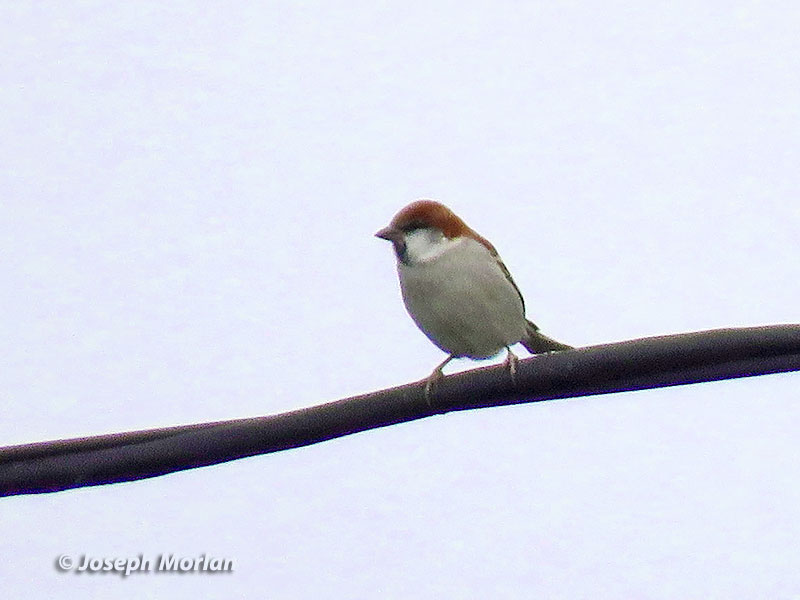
375, 226, 407, 262
375, 226, 402, 242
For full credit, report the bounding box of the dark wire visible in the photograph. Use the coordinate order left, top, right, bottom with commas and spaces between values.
1, 325, 799, 497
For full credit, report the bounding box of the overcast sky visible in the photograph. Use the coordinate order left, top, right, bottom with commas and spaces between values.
2, 2, 799, 598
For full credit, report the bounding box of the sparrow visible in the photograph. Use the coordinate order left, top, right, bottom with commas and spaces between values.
376, 200, 572, 397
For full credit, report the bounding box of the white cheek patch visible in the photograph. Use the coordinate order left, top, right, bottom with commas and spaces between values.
404, 229, 459, 264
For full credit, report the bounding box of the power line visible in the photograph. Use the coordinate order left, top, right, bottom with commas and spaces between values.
1, 325, 799, 497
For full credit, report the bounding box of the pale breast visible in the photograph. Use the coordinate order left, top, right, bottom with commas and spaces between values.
397, 238, 527, 358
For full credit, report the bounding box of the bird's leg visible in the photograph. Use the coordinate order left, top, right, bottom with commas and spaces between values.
503, 347, 519, 384
424, 355, 454, 405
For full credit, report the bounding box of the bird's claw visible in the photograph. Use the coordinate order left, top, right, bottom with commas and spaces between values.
504, 348, 519, 385
423, 368, 445, 407
422, 355, 454, 408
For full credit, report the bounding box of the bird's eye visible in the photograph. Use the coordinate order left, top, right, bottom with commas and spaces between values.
400, 223, 421, 233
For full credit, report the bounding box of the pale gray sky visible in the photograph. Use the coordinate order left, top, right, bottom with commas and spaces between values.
2, 2, 799, 598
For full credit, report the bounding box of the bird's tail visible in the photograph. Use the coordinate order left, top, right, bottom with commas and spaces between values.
521, 320, 573, 354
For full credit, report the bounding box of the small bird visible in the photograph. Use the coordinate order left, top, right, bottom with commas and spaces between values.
376, 200, 571, 396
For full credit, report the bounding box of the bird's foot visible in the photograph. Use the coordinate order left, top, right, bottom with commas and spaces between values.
504, 348, 519, 385
422, 355, 454, 408
423, 368, 444, 407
